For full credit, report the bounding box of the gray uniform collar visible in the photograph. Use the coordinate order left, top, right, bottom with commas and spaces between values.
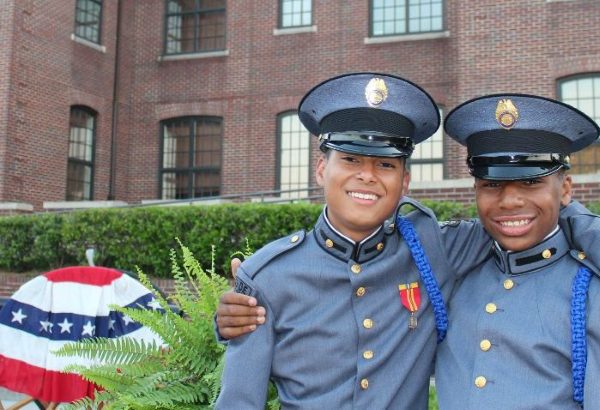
491, 228, 570, 275
314, 211, 391, 263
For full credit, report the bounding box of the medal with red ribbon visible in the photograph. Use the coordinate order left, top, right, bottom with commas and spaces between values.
399, 282, 421, 330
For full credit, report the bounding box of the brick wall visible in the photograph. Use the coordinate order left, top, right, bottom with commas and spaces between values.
0, 0, 17, 202
1, 0, 600, 209
2, 0, 120, 209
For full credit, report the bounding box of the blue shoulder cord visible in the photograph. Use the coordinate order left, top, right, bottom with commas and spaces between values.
396, 215, 448, 343
572, 265, 592, 407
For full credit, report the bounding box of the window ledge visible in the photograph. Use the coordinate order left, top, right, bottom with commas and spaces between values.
43, 200, 128, 211
158, 50, 229, 62
71, 33, 106, 53
364, 30, 450, 45
141, 198, 232, 206
0, 202, 34, 212
273, 25, 317, 36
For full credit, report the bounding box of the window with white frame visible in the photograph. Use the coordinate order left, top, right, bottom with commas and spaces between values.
74, 0, 102, 44
559, 75, 600, 174
370, 0, 444, 37
280, 0, 312, 28
277, 112, 311, 199
409, 107, 444, 182
67, 107, 96, 200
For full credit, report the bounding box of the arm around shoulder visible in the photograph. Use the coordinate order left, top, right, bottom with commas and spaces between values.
559, 203, 600, 276
215, 270, 275, 409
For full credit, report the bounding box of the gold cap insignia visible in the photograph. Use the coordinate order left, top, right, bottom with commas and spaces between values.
496, 99, 519, 129
365, 78, 388, 107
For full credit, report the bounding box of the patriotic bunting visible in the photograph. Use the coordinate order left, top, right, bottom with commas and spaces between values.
0, 266, 163, 403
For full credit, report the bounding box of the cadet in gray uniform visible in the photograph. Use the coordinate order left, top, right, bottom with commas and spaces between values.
215, 73, 493, 409
436, 94, 600, 409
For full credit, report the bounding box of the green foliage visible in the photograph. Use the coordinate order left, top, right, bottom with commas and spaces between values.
0, 201, 473, 276
0, 215, 34, 271
0, 203, 323, 276
420, 199, 478, 220
587, 201, 600, 215
1, 200, 596, 276
429, 385, 439, 410
54, 241, 230, 409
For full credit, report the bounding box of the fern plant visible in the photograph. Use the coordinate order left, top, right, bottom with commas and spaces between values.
54, 240, 230, 409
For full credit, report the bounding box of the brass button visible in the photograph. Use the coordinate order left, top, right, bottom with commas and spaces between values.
578, 251, 586, 260
356, 287, 366, 297
480, 339, 492, 351
485, 303, 497, 314
291, 235, 299, 243
363, 318, 373, 329
325, 239, 334, 248
542, 249, 552, 259
376, 242, 384, 251
475, 376, 487, 388
360, 378, 369, 390
503, 279, 514, 290
363, 350, 374, 360
351, 264, 362, 274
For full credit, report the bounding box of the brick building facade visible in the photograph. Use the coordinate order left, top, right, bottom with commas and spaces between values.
1, 0, 600, 212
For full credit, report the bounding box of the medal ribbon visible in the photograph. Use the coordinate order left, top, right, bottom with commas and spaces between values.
399, 282, 421, 313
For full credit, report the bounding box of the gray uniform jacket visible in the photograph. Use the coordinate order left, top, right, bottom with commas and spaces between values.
436, 203, 600, 409
215, 198, 490, 410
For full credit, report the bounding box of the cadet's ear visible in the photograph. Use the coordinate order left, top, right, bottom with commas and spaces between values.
401, 167, 410, 196
316, 155, 327, 187
560, 174, 573, 206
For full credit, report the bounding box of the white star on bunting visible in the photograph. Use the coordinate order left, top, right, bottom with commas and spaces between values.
40, 320, 53, 333
81, 320, 95, 337
11, 309, 27, 324
147, 298, 161, 310
58, 318, 74, 334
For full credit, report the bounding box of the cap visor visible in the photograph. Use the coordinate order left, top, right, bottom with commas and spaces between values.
323, 141, 411, 157
472, 164, 564, 180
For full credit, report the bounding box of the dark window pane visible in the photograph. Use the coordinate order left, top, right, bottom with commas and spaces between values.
180, 14, 197, 52
371, 0, 443, 37
165, 0, 226, 54
67, 107, 95, 200
161, 117, 222, 199
194, 170, 220, 197
198, 11, 226, 51
66, 162, 92, 201
74, 0, 102, 44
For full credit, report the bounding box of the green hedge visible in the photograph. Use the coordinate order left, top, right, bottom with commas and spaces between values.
0, 199, 596, 277
0, 203, 322, 276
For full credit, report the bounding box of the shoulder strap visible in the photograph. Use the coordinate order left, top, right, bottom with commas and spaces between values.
396, 215, 448, 343
242, 230, 306, 279
571, 265, 593, 407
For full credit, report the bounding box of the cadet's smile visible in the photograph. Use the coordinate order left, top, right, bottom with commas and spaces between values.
493, 216, 534, 236
347, 190, 380, 203
317, 150, 409, 242
475, 174, 572, 251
